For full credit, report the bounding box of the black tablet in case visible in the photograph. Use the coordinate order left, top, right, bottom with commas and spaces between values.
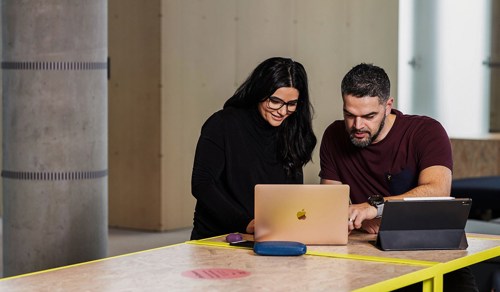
376, 198, 472, 251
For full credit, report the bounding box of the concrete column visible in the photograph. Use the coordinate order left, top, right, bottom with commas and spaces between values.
2, 0, 107, 276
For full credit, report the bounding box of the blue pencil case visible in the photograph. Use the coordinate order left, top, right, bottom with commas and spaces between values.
253, 241, 307, 256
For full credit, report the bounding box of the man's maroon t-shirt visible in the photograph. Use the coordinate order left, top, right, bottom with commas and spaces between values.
319, 109, 453, 204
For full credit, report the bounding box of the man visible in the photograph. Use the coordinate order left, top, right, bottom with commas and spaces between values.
319, 63, 477, 291
320, 63, 452, 233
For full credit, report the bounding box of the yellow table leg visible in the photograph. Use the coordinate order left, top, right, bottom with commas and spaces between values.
422, 274, 443, 292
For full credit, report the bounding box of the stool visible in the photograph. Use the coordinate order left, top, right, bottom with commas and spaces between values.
451, 176, 500, 220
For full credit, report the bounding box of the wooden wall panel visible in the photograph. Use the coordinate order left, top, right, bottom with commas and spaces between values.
294, 0, 399, 183
451, 137, 500, 179
160, 0, 399, 229
108, 0, 162, 230
161, 0, 238, 230
109, 0, 398, 230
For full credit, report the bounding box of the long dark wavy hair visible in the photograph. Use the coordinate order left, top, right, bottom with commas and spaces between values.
224, 57, 317, 177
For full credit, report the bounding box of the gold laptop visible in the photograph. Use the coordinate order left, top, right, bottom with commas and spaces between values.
254, 184, 350, 245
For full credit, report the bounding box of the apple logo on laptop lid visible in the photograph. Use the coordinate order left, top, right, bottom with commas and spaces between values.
296, 209, 307, 220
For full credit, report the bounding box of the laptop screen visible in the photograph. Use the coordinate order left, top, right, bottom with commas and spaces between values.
254, 184, 350, 245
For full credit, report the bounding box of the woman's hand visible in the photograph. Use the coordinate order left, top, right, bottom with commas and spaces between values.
246, 219, 255, 234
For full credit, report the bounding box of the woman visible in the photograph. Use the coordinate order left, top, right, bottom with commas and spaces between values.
191, 57, 316, 240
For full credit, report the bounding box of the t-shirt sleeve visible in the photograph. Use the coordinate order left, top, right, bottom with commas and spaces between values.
413, 118, 453, 172
319, 123, 342, 181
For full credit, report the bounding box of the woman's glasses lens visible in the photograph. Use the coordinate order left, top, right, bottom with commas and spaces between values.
267, 97, 298, 112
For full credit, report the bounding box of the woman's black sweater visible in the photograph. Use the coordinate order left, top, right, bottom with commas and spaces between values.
190, 106, 302, 239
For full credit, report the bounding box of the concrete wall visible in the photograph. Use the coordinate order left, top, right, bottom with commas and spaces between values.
2, 0, 108, 276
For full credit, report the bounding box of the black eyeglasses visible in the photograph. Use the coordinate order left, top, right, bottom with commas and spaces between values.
266, 96, 299, 113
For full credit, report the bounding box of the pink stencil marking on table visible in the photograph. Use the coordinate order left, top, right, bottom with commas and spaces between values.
182, 268, 251, 279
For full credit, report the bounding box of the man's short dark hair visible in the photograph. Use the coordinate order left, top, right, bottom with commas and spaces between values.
341, 63, 390, 104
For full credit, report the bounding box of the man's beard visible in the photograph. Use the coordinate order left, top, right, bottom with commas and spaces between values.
349, 115, 386, 148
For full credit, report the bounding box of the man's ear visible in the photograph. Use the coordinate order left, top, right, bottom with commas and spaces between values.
385, 97, 394, 115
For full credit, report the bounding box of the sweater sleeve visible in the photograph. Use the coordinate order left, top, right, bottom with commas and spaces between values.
191, 112, 251, 233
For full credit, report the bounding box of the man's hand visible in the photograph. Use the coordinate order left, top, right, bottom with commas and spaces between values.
361, 218, 381, 234
348, 202, 377, 232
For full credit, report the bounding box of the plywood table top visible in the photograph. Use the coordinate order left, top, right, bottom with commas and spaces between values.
0, 242, 423, 291
0, 232, 499, 291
